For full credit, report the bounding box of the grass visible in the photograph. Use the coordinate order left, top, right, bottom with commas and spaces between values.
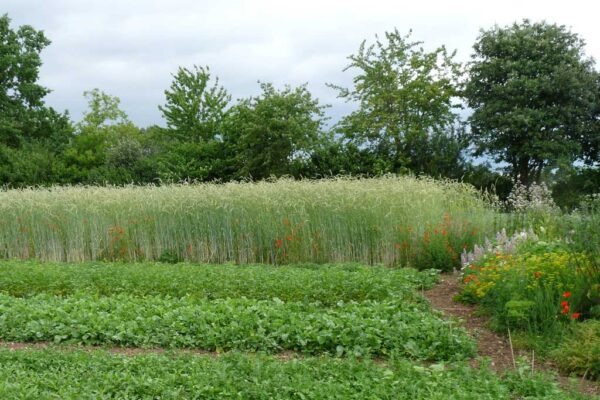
0, 177, 496, 270
0, 260, 439, 303
0, 348, 590, 400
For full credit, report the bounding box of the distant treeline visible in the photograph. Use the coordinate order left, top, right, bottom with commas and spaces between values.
1, 15, 599, 208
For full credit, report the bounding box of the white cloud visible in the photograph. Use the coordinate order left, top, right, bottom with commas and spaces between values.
4, 0, 600, 126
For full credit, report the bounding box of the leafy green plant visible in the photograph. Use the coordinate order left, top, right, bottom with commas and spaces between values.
0, 293, 475, 360
0, 348, 589, 400
552, 320, 600, 379
0, 261, 437, 304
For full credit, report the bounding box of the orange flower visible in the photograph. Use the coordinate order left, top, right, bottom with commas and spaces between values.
534, 271, 542, 279
282, 218, 290, 226
286, 235, 293, 241
571, 313, 581, 319
275, 239, 283, 248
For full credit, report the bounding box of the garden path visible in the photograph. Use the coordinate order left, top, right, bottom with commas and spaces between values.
424, 273, 600, 397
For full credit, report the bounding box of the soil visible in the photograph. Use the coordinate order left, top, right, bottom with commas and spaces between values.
424, 273, 600, 397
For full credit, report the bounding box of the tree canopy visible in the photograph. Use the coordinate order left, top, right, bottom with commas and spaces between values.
0, 14, 70, 149
159, 65, 230, 143
226, 82, 327, 180
330, 29, 465, 176
1, 13, 598, 208
465, 20, 599, 186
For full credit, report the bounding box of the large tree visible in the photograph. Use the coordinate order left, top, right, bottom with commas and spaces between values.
0, 14, 71, 148
225, 83, 327, 180
159, 65, 230, 143
330, 29, 465, 176
465, 20, 599, 186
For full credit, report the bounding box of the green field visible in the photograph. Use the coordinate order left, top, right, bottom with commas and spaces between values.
0, 259, 593, 398
0, 179, 596, 398
0, 262, 471, 360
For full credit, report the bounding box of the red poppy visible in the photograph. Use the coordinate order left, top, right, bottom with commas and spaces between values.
571, 313, 581, 319
286, 235, 293, 241
560, 300, 569, 307
533, 271, 542, 279
561, 305, 570, 314
275, 239, 283, 248
563, 292, 572, 298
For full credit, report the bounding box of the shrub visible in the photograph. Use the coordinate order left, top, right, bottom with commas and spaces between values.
552, 320, 600, 379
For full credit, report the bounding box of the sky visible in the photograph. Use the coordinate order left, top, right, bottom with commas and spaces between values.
4, 0, 600, 127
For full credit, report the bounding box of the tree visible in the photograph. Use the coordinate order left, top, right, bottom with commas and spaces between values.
80, 88, 129, 129
0, 13, 72, 150
225, 83, 327, 180
465, 20, 599, 186
159, 65, 230, 143
62, 89, 145, 183
0, 14, 73, 186
330, 29, 465, 176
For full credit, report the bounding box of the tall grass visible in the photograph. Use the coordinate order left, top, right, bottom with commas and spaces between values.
0, 176, 496, 269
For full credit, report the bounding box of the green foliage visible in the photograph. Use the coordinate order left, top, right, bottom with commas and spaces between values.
0, 177, 495, 268
0, 14, 51, 148
459, 250, 592, 332
0, 293, 474, 360
458, 222, 600, 379
159, 65, 230, 143
61, 90, 146, 184
0, 261, 437, 303
0, 350, 585, 400
0, 14, 74, 187
552, 166, 600, 210
552, 320, 600, 379
465, 20, 600, 186
80, 88, 129, 129
330, 29, 466, 177
226, 82, 327, 179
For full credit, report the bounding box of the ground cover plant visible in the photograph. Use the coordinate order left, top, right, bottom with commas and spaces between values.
0, 261, 438, 302
0, 263, 472, 360
0, 177, 496, 271
0, 348, 591, 400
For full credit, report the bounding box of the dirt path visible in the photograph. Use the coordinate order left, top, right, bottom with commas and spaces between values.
424, 273, 599, 397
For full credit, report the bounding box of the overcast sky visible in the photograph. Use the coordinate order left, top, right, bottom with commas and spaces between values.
4, 0, 600, 127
